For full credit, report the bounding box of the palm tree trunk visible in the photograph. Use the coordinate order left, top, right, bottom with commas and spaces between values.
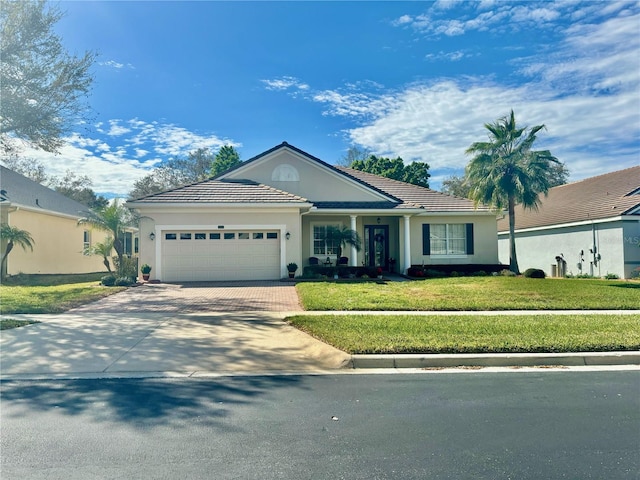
1, 242, 14, 280
508, 196, 520, 274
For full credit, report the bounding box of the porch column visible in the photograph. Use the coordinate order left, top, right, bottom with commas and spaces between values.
403, 215, 411, 274
350, 215, 357, 266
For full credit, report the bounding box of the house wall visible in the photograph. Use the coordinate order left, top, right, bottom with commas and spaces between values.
136, 207, 303, 281
5, 208, 110, 275
623, 218, 640, 278
408, 214, 499, 267
225, 150, 386, 202
498, 219, 633, 278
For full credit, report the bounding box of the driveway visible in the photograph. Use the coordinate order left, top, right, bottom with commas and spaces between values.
1, 282, 352, 378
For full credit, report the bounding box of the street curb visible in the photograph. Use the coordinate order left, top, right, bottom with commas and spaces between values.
350, 351, 640, 369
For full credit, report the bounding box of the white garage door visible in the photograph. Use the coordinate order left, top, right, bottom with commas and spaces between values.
161, 230, 281, 282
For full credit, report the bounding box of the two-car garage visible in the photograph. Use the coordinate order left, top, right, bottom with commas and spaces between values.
160, 230, 281, 282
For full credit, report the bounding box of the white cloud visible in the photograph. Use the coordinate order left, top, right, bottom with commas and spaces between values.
13, 120, 241, 196
99, 60, 134, 70
261, 76, 309, 92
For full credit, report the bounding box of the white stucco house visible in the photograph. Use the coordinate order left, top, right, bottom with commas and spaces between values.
127, 142, 500, 282
497, 166, 640, 279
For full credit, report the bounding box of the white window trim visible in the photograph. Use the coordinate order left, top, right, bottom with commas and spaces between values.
310, 222, 341, 257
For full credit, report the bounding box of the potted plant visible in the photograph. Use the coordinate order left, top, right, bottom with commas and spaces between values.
140, 264, 152, 281
286, 262, 298, 279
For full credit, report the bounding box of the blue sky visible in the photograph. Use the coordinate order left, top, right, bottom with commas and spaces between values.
18, 1, 640, 197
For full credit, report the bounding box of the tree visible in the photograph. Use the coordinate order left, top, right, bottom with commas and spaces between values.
77, 200, 134, 273
337, 145, 371, 167
442, 161, 569, 198
322, 225, 362, 265
0, 154, 49, 183
465, 110, 558, 274
50, 171, 109, 209
0, 0, 95, 153
402, 161, 430, 188
350, 155, 430, 188
0, 223, 34, 280
441, 174, 471, 198
211, 145, 241, 177
129, 147, 238, 199
83, 236, 114, 273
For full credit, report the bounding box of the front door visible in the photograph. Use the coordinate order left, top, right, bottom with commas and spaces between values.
364, 225, 389, 270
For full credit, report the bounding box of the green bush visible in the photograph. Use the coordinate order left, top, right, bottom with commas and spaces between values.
101, 275, 116, 286
524, 268, 546, 279
114, 277, 133, 287
499, 269, 517, 277
604, 273, 620, 280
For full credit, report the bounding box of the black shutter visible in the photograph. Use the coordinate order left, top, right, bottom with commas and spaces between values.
466, 223, 474, 254
422, 224, 430, 255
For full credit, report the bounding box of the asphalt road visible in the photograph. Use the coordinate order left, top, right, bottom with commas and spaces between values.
1, 371, 638, 479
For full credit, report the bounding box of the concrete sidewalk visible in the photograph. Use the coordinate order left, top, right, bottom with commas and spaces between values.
0, 311, 351, 380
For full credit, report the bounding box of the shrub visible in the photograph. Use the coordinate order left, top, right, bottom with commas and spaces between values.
471, 270, 488, 277
114, 277, 133, 287
424, 269, 446, 278
101, 274, 116, 286
524, 268, 546, 279
499, 269, 517, 277
604, 273, 620, 280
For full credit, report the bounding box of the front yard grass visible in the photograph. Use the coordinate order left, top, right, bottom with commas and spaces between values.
296, 277, 640, 311
0, 318, 41, 330
287, 314, 640, 354
0, 281, 125, 314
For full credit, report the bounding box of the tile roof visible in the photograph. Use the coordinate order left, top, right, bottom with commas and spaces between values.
0, 166, 91, 217
128, 178, 310, 204
336, 167, 491, 212
497, 165, 640, 232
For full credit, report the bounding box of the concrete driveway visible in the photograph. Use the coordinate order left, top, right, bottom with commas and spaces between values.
1, 282, 352, 379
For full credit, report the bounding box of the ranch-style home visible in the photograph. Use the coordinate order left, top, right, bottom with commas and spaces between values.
497, 165, 640, 279
0, 166, 123, 276
128, 142, 499, 282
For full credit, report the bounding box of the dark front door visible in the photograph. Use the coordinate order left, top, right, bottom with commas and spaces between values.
365, 225, 389, 270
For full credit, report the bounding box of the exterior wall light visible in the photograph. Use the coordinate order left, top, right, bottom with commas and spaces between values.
285, 232, 291, 240
149, 232, 156, 241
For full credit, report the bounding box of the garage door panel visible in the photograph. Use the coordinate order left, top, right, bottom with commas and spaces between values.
161, 230, 280, 282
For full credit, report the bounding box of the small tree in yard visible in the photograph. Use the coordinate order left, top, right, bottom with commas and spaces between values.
323, 226, 362, 266
84, 236, 114, 273
1, 224, 34, 280
78, 200, 135, 276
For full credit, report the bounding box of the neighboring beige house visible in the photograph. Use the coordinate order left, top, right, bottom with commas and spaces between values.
497, 166, 640, 279
128, 142, 499, 282
0, 166, 114, 276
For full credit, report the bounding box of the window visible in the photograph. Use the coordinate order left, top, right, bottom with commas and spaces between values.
209, 233, 221, 240
195, 233, 206, 240
165, 233, 177, 240
224, 233, 235, 240
83, 230, 91, 254
423, 224, 474, 256
180, 233, 192, 240
266, 232, 278, 239
313, 224, 340, 256
253, 232, 264, 239
238, 232, 250, 240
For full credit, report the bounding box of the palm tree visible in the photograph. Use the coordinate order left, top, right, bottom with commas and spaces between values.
1, 224, 34, 280
465, 110, 558, 274
78, 200, 134, 272
323, 225, 362, 265
84, 236, 114, 273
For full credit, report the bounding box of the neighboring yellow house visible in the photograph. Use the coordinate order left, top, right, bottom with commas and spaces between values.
0, 166, 120, 276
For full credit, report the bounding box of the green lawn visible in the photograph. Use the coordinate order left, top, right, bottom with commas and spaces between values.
288, 314, 640, 354
296, 277, 640, 311
0, 318, 41, 330
0, 281, 125, 314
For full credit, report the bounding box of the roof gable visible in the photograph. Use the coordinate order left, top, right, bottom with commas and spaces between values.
497, 165, 640, 231
0, 166, 91, 218
219, 142, 399, 203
